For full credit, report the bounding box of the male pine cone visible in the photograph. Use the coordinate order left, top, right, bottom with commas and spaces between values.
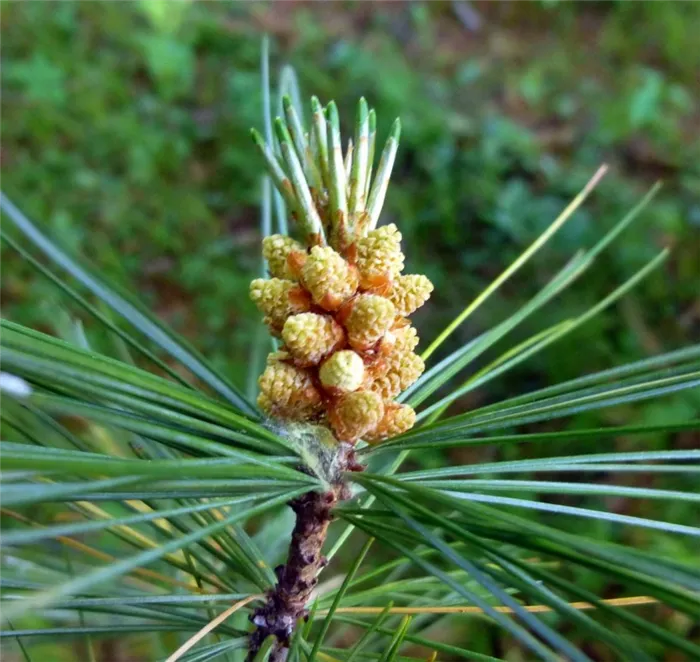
251, 223, 431, 443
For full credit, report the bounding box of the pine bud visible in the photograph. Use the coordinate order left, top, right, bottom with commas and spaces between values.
282, 312, 344, 365
250, 278, 311, 330
258, 360, 322, 420
301, 245, 358, 311
319, 350, 365, 394
329, 390, 384, 443
345, 294, 396, 350
371, 351, 424, 399
356, 223, 404, 290
365, 402, 416, 442
262, 234, 305, 280
386, 274, 433, 316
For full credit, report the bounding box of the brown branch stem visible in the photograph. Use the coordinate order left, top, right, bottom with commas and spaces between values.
247, 488, 339, 661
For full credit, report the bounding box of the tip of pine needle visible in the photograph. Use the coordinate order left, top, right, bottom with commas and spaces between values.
274, 117, 292, 144
327, 100, 340, 127
250, 128, 265, 147
357, 97, 368, 123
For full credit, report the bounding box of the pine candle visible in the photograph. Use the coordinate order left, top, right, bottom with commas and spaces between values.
250, 97, 433, 444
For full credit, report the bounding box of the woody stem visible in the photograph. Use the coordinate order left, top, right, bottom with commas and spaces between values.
247, 488, 338, 661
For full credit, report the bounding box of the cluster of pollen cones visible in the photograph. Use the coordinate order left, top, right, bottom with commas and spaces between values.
250, 96, 433, 444
251, 226, 432, 443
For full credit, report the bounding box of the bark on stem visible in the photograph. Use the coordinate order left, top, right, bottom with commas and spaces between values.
247, 488, 338, 661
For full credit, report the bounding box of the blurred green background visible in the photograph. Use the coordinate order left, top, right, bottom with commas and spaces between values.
2, 1, 700, 658
4, 1, 699, 392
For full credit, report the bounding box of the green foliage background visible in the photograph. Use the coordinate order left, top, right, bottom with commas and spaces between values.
4, 2, 699, 394
2, 2, 700, 659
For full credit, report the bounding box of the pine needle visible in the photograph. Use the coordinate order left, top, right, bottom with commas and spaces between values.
1, 508, 202, 593
319, 595, 658, 616
163, 594, 262, 662
422, 163, 609, 360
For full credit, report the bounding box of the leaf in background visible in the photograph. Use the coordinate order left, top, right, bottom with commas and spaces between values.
4, 53, 67, 105
137, 0, 192, 34
139, 34, 195, 101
